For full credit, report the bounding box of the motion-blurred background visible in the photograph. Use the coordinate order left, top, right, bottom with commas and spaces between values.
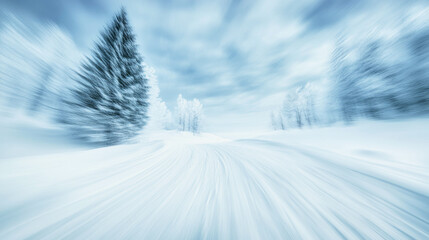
1, 0, 429, 135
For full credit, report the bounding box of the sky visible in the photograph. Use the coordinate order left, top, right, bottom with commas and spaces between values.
1, 0, 427, 131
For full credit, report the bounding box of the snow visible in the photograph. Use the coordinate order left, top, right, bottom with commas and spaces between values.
0, 114, 88, 159
140, 130, 229, 145
257, 118, 429, 166
0, 119, 428, 239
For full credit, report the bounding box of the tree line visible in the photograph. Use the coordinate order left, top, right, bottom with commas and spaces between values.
0, 8, 203, 145
271, 17, 429, 130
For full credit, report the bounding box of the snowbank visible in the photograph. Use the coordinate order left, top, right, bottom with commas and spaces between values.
256, 118, 429, 166
0, 115, 87, 159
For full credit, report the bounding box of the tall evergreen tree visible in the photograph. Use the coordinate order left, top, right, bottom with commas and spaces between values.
66, 8, 149, 145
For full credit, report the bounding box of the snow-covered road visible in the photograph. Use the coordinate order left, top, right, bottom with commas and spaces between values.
0, 131, 428, 239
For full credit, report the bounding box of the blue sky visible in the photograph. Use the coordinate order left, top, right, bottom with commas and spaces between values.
1, 0, 426, 131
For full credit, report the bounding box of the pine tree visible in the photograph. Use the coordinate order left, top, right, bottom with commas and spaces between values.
66, 8, 149, 145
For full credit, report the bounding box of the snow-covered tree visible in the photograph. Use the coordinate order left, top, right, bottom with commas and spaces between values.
282, 90, 301, 129
144, 63, 173, 130
271, 83, 318, 130
270, 110, 285, 130
190, 99, 203, 133
65, 8, 149, 145
299, 83, 317, 126
175, 94, 203, 133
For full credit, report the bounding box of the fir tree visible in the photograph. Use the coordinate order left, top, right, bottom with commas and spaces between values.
66, 8, 149, 145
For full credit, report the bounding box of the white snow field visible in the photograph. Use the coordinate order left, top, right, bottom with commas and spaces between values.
0, 119, 429, 239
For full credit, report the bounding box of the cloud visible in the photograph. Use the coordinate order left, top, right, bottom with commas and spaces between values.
303, 0, 366, 30
1, 0, 426, 131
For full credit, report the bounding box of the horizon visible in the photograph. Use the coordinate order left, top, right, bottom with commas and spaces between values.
2, 0, 427, 131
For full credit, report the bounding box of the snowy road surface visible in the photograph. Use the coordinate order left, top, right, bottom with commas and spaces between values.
0, 131, 428, 239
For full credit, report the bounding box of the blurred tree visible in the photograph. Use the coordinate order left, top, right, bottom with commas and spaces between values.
271, 83, 318, 131
331, 38, 358, 122
0, 15, 80, 118
66, 8, 149, 145
407, 27, 429, 114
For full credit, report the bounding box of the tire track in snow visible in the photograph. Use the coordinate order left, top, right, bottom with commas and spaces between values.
0, 136, 428, 239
